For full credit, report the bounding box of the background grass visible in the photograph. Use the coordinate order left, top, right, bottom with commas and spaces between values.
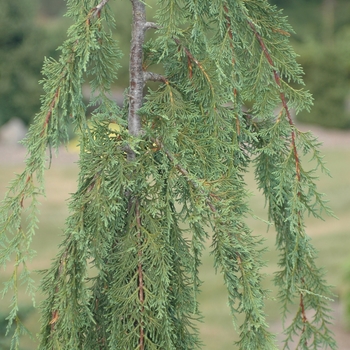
0, 146, 349, 349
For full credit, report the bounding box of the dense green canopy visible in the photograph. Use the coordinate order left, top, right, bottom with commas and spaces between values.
0, 1, 337, 349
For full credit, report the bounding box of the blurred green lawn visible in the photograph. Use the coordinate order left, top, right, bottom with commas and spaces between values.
0, 147, 349, 349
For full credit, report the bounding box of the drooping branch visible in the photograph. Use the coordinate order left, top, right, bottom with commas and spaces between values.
248, 20, 308, 333
248, 21, 301, 181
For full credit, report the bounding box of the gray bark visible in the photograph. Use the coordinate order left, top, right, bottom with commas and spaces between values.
128, 0, 146, 143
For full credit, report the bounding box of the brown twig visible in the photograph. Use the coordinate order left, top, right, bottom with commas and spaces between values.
19, 175, 32, 208
300, 293, 307, 322
135, 200, 145, 350
41, 88, 60, 137
143, 71, 168, 84
49, 250, 68, 331
91, 0, 110, 18
173, 38, 214, 95
300, 278, 308, 346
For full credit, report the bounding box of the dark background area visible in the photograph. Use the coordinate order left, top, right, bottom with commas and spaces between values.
0, 0, 349, 128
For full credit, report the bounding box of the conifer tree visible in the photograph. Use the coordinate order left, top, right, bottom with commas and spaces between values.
0, 0, 337, 349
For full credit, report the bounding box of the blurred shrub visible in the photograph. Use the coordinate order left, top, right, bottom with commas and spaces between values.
0, 0, 69, 126
270, 0, 350, 129
296, 33, 350, 129
39, 0, 66, 17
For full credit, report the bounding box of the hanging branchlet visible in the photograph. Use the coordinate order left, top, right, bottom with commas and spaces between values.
0, 1, 337, 349
238, 4, 336, 349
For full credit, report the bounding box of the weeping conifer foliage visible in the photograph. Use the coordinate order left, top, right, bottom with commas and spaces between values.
0, 0, 337, 349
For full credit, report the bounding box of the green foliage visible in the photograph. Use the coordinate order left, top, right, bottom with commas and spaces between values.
0, 0, 337, 349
